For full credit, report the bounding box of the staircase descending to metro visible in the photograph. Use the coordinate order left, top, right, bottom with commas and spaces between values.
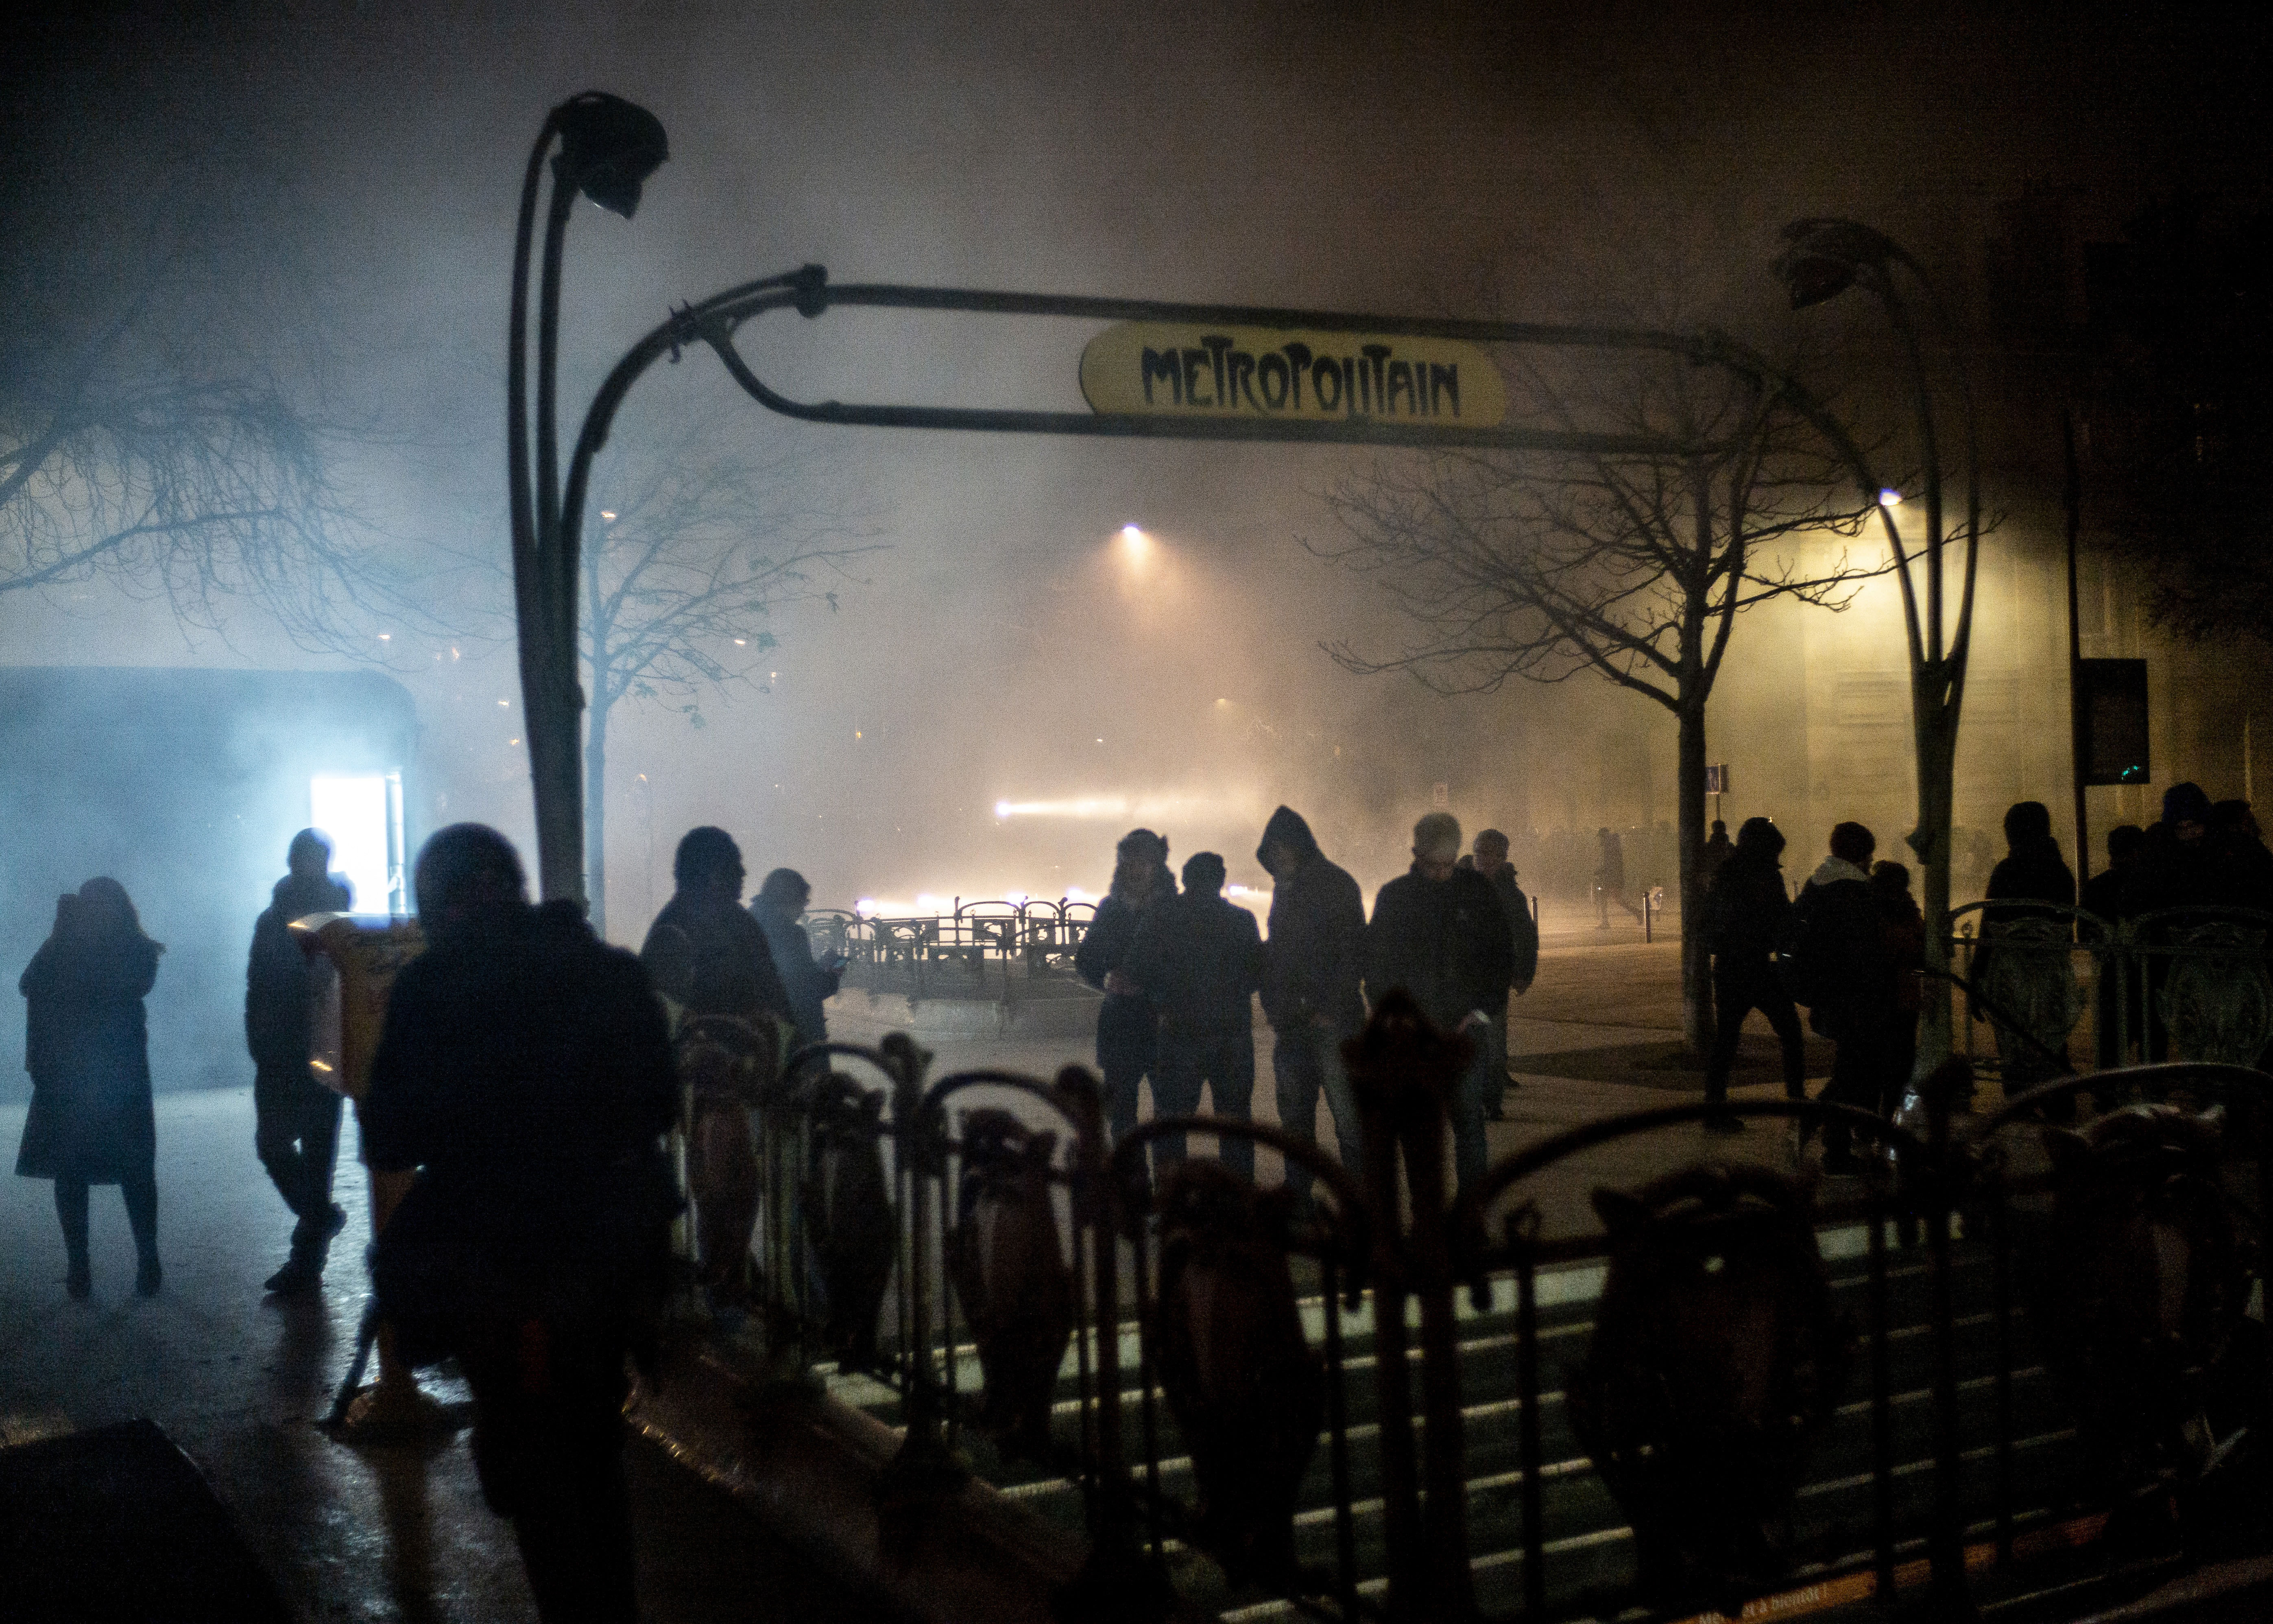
819, 1205, 2111, 1621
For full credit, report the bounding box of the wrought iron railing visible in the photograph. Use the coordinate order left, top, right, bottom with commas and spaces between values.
732, 995, 2270, 1623
800, 900, 1100, 998
1948, 901, 2273, 1081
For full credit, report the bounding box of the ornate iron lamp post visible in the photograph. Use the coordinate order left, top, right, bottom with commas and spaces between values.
1776, 218, 1983, 1085
507, 92, 669, 906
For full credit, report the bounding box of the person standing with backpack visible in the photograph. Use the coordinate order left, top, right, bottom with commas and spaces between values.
1699, 817, 1806, 1131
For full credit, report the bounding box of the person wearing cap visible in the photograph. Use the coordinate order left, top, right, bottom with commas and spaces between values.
1364, 812, 1513, 1194
1126, 851, 1264, 1176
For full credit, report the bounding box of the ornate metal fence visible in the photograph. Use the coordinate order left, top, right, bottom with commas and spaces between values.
1948, 902, 2273, 1081
737, 1000, 2270, 1623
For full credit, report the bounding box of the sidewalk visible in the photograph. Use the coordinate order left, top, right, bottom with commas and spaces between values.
0, 1089, 871, 1624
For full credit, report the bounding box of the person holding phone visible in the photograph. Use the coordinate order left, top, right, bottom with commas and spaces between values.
750, 867, 843, 1052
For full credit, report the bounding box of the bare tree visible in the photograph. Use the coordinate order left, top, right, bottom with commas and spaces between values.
1315, 351, 1880, 1053
0, 114, 462, 654
582, 410, 879, 935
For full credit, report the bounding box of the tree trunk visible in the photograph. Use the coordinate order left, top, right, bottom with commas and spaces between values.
1675, 696, 1713, 1056
1907, 675, 1961, 1087
585, 696, 610, 941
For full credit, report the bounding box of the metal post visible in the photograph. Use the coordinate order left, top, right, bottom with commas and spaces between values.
2066, 412, 2090, 901
1516, 1233, 1548, 1619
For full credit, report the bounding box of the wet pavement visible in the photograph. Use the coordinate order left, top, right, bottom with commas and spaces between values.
0, 1087, 873, 1624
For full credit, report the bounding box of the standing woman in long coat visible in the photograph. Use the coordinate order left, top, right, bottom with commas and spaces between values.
17, 877, 165, 1298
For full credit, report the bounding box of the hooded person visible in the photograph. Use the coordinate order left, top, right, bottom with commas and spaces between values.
1075, 828, 1177, 1145
1364, 812, 1513, 1194
1127, 851, 1265, 1177
1255, 807, 1366, 1193
244, 828, 354, 1295
364, 825, 677, 1624
1788, 821, 1896, 1172
1699, 816, 1807, 1129
17, 876, 166, 1299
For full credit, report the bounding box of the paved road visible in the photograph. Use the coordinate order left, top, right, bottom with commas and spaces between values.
0, 1088, 873, 1624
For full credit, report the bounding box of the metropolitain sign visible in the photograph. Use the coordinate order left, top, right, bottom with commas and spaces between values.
1080, 322, 1508, 428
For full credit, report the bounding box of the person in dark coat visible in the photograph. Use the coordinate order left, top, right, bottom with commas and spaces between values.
1257, 806, 1366, 1195
1699, 817, 1806, 1130
1593, 827, 1643, 927
2129, 781, 2221, 915
639, 827, 792, 1303
364, 825, 677, 1624
2209, 799, 2273, 914
1461, 828, 1540, 1119
1365, 812, 1513, 1194
2081, 825, 2147, 1070
749, 867, 844, 1052
1974, 801, 2079, 1093
245, 828, 354, 1296
1791, 822, 1895, 1174
17, 876, 165, 1299
1074, 828, 1176, 1145
1871, 861, 1926, 1102
1699, 819, 1735, 893
1127, 852, 1264, 1177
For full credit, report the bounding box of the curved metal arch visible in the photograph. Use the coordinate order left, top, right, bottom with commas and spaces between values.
912, 1065, 1101, 1161
2124, 903, 2273, 936
1973, 1060, 2273, 1140
555, 265, 1880, 585
1455, 1096, 1926, 1233
1107, 1116, 1374, 1299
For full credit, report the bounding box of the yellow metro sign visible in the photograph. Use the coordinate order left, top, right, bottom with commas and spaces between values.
1080, 322, 1507, 429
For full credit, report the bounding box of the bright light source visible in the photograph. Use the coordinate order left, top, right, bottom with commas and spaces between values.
1878, 488, 1903, 508
733, 638, 746, 645
1121, 524, 1142, 538
1118, 525, 1151, 561
994, 799, 1012, 819
498, 699, 510, 707
377, 633, 391, 642
310, 775, 390, 911
600, 510, 617, 522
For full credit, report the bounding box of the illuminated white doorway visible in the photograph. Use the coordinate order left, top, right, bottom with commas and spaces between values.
309, 772, 406, 914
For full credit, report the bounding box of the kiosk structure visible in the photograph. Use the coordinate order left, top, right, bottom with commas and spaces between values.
292, 912, 440, 1436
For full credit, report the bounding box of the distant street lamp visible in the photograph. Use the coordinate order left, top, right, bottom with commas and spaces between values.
1776, 217, 1983, 1087
507, 92, 669, 905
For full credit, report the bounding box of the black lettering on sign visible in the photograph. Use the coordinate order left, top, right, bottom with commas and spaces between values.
1142, 348, 1182, 406
1257, 352, 1289, 409
1344, 356, 1361, 415
1385, 359, 1416, 416
1429, 362, 1459, 417
1362, 346, 1391, 416
1283, 344, 1311, 411
1201, 335, 1234, 407
1181, 348, 1213, 407
1311, 356, 1343, 412
1228, 350, 1259, 410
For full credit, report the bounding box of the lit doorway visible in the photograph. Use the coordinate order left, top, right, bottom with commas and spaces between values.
309, 772, 406, 914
